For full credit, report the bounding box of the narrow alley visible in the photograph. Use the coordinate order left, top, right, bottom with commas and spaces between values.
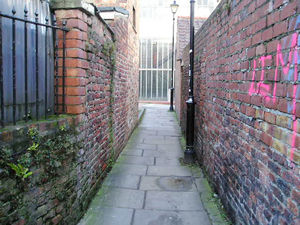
1, 0, 299, 224
79, 104, 228, 225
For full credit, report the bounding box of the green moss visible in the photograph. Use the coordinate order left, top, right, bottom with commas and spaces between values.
200, 170, 232, 224
0, 114, 74, 133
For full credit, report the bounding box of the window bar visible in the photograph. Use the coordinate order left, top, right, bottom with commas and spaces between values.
161, 41, 164, 99
0, 12, 3, 127
62, 20, 66, 113
144, 39, 148, 99
44, 16, 48, 118
12, 7, 16, 125
142, 40, 144, 98
24, 6, 28, 122
35, 10, 39, 120
53, 16, 59, 114
151, 40, 153, 99
156, 41, 158, 100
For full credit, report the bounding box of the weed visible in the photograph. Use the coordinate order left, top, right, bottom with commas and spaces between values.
7, 163, 32, 180
27, 142, 39, 151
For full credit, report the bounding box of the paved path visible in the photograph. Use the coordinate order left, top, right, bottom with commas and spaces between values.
78, 104, 226, 225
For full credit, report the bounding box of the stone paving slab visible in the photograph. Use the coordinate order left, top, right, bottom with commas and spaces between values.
145, 191, 204, 211
147, 166, 192, 176
143, 149, 182, 158
133, 210, 211, 225
78, 207, 133, 225
121, 148, 143, 156
119, 155, 155, 166
136, 143, 157, 150
90, 188, 145, 209
155, 158, 181, 166
157, 144, 182, 152
110, 164, 147, 176
140, 176, 197, 192
158, 130, 181, 136
103, 174, 140, 189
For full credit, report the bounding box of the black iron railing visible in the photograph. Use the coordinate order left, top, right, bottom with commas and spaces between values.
0, 6, 68, 127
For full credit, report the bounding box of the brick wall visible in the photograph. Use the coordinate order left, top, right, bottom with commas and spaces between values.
180, 0, 299, 224
107, 13, 139, 155
55, 1, 140, 221
93, 0, 140, 154
0, 1, 139, 224
175, 17, 206, 121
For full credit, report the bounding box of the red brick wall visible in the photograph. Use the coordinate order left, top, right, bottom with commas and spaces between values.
92, 0, 140, 155
54, 4, 139, 224
175, 17, 206, 121
181, 0, 299, 224
107, 14, 139, 154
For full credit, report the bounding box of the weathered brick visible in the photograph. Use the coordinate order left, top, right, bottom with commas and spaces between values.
280, 2, 297, 20
261, 132, 273, 146
66, 19, 88, 32
272, 138, 287, 155
66, 105, 85, 114
273, 21, 288, 37
256, 44, 265, 56
264, 112, 276, 124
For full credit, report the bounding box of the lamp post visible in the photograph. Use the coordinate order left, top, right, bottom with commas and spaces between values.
184, 0, 195, 164
169, 0, 179, 111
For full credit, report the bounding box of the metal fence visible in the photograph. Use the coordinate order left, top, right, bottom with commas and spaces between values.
0, 1, 68, 127
139, 39, 172, 101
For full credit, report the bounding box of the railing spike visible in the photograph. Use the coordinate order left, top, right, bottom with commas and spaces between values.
53, 15, 57, 25
24, 5, 28, 16
35, 9, 39, 18
12, 6, 16, 15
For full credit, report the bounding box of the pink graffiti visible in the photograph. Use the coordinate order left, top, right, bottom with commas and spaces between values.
248, 55, 272, 100
248, 32, 299, 168
273, 33, 298, 104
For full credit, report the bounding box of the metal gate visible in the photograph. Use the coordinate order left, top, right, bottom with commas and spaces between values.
0, 0, 67, 126
139, 39, 172, 101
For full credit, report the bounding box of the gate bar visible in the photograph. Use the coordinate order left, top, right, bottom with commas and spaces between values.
45, 17, 48, 118
35, 11, 39, 120
0, 12, 3, 127
24, 6, 28, 122
12, 8, 16, 125
0, 12, 68, 31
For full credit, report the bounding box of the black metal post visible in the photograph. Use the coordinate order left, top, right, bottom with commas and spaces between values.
53, 15, 59, 115
12, 7, 16, 125
169, 12, 175, 111
184, 0, 196, 164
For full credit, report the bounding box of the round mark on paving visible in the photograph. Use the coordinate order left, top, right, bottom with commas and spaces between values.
148, 214, 183, 225
156, 176, 193, 191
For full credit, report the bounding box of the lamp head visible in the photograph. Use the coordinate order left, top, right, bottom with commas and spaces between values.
170, 1, 179, 14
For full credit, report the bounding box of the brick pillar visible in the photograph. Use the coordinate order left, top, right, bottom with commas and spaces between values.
51, 1, 94, 115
